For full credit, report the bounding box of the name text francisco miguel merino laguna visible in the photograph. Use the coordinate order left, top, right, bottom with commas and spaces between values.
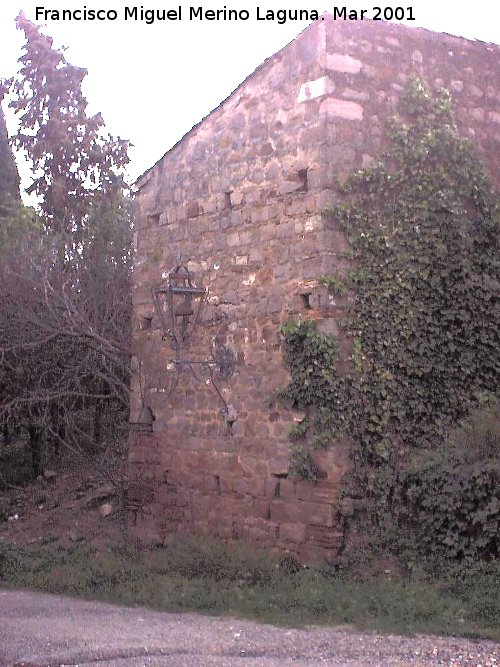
34, 6, 416, 24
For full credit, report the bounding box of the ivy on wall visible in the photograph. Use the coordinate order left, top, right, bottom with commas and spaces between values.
280, 78, 500, 567
280, 319, 354, 481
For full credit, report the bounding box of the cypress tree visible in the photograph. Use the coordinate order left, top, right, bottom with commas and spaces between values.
0, 103, 20, 217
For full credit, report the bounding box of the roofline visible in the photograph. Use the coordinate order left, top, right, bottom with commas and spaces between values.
134, 17, 323, 189
134, 14, 500, 190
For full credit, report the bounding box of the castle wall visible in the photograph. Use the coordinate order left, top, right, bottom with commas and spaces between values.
128, 17, 500, 562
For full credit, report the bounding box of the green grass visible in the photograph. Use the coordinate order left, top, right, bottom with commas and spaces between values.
1, 537, 499, 640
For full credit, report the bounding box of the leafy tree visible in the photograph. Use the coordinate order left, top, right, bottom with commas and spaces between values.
0, 102, 20, 215
7, 12, 129, 241
0, 15, 132, 479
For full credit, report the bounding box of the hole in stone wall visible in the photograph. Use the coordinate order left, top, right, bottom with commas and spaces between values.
298, 168, 308, 191
224, 191, 233, 210
147, 213, 160, 226
273, 480, 281, 497
140, 316, 153, 330
301, 293, 312, 309
214, 475, 221, 495
224, 403, 238, 436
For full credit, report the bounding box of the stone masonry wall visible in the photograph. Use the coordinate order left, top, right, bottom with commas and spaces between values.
128, 16, 500, 563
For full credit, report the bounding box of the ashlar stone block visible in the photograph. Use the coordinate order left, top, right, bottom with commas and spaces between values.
297, 76, 335, 103
326, 53, 362, 74
320, 98, 363, 121
280, 522, 307, 544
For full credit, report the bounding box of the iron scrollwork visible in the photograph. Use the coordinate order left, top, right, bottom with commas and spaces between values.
151, 264, 235, 418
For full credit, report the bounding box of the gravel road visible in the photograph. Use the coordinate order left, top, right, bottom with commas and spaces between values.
0, 589, 498, 667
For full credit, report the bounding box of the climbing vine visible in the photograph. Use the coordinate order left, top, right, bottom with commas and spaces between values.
280, 78, 500, 568
279, 319, 354, 481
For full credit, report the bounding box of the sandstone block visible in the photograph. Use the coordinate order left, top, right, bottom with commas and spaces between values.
276, 222, 296, 240
297, 76, 335, 103
320, 98, 363, 121
280, 180, 305, 195
230, 209, 243, 226
468, 84, 484, 99
231, 190, 244, 207
265, 475, 281, 499
269, 456, 290, 476
297, 500, 336, 527
304, 215, 323, 233
470, 108, 485, 122
342, 88, 369, 102
186, 201, 200, 218
128, 448, 146, 464
254, 499, 271, 518
279, 479, 296, 499
239, 230, 252, 245
232, 477, 249, 495
227, 231, 240, 247
144, 449, 161, 465
280, 522, 306, 544
221, 495, 254, 516
326, 53, 362, 74
270, 500, 301, 523
266, 295, 282, 314
296, 480, 339, 504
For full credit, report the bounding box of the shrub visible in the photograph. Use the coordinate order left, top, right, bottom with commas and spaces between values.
394, 402, 500, 571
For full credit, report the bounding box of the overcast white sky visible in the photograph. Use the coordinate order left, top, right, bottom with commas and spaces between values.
1, 1, 499, 194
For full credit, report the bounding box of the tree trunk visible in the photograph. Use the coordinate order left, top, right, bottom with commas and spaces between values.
50, 403, 64, 460
93, 399, 103, 448
28, 423, 42, 478
2, 419, 10, 445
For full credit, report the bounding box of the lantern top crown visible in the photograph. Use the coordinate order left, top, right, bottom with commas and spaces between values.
166, 264, 206, 295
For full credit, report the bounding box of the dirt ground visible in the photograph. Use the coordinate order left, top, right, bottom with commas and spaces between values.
0, 462, 124, 549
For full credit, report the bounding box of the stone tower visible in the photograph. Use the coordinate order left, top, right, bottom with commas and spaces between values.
127, 16, 500, 562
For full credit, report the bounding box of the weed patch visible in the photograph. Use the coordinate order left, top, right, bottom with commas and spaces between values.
1, 537, 498, 640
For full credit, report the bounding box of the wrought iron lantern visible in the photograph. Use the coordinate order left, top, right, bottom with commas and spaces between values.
152, 264, 207, 348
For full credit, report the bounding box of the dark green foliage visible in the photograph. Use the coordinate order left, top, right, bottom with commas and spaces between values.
331, 77, 499, 455
319, 273, 345, 296
0, 103, 20, 216
289, 446, 325, 483
288, 419, 309, 440
279, 319, 353, 436
7, 13, 129, 236
394, 402, 500, 571
0, 100, 34, 250
397, 455, 499, 567
280, 78, 500, 571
